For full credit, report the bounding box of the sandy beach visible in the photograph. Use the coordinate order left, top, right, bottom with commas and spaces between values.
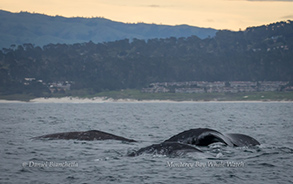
0, 97, 291, 103
0, 97, 193, 103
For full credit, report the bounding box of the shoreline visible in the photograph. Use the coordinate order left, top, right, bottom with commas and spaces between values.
0, 97, 292, 103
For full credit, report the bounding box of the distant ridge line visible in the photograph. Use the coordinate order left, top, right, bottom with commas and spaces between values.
0, 9, 217, 49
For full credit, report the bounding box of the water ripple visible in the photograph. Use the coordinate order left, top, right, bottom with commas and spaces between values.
0, 102, 292, 184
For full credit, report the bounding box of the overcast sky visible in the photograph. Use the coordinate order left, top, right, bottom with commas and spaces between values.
1, 0, 292, 30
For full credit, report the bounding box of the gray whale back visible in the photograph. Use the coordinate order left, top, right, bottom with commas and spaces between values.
34, 130, 137, 142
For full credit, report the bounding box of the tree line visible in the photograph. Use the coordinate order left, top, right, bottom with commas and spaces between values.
0, 21, 292, 96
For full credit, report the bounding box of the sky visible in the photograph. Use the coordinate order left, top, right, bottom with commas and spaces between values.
1, 0, 292, 30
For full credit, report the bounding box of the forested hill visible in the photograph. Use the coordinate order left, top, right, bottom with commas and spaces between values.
0, 20, 292, 96
0, 10, 216, 49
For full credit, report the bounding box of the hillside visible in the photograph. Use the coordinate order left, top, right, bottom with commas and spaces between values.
0, 10, 217, 49
0, 20, 292, 98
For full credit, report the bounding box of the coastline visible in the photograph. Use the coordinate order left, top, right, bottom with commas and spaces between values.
0, 96, 292, 103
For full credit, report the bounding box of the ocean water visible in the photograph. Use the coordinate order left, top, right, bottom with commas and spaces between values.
0, 102, 292, 184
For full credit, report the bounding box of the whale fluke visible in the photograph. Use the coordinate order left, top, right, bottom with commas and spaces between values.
128, 142, 203, 157
33, 130, 137, 142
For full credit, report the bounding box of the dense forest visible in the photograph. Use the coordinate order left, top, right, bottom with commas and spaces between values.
0, 21, 292, 96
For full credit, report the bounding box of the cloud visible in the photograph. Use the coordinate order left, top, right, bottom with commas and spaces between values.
229, 0, 293, 1
147, 4, 161, 8
281, 15, 293, 19
246, 0, 293, 1
206, 19, 215, 22
143, 4, 177, 9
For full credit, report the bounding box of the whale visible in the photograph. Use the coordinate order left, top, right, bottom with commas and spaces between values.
164, 128, 260, 147
33, 128, 260, 157
33, 130, 137, 142
127, 142, 203, 157
128, 128, 260, 156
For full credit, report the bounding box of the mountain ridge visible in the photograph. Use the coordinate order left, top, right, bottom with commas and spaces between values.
0, 9, 217, 49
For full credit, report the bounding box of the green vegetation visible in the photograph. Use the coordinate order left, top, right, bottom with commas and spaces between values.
0, 93, 35, 102
0, 20, 292, 101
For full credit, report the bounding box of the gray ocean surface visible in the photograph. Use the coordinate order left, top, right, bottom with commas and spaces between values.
0, 102, 292, 184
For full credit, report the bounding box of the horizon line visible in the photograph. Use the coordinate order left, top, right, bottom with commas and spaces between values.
2, 9, 292, 32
